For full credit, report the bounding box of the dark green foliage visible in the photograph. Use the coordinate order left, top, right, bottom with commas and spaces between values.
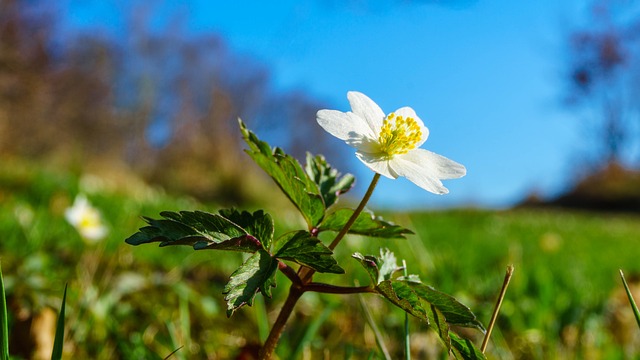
223, 250, 278, 317
319, 209, 414, 239
408, 282, 485, 331
274, 231, 344, 274
240, 120, 325, 227
305, 153, 355, 208
353, 249, 485, 359
450, 332, 486, 360
125, 210, 268, 253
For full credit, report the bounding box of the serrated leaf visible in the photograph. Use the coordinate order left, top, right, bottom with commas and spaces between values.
223, 250, 278, 317
274, 231, 344, 274
352, 249, 404, 284
240, 120, 325, 227
319, 209, 413, 239
352, 252, 380, 283
385, 280, 429, 321
409, 282, 485, 332
353, 249, 484, 339
125, 210, 263, 253
218, 209, 274, 251
305, 153, 355, 208
427, 304, 452, 352
450, 332, 486, 360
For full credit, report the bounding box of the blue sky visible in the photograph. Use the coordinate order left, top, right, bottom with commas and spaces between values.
62, 0, 589, 209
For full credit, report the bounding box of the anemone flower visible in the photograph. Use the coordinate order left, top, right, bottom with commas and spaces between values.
317, 91, 465, 194
65, 194, 108, 243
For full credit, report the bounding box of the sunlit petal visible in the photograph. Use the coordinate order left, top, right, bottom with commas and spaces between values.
356, 151, 398, 179
389, 156, 449, 194
402, 149, 466, 179
347, 91, 385, 135
317, 109, 376, 148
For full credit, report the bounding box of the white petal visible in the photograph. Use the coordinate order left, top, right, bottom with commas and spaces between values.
404, 149, 466, 179
389, 156, 449, 194
317, 109, 376, 149
356, 151, 399, 179
389, 150, 466, 194
347, 91, 385, 135
394, 107, 429, 147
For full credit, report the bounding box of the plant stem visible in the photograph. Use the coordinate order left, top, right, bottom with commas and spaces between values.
259, 285, 304, 360
481, 264, 514, 353
278, 261, 302, 286
260, 173, 382, 358
298, 173, 381, 284
304, 283, 374, 294
328, 173, 381, 251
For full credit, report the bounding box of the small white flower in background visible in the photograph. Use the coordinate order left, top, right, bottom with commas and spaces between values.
316, 91, 466, 194
65, 194, 108, 243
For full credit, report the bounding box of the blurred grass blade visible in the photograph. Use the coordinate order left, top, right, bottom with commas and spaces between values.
51, 283, 67, 360
358, 293, 391, 360
402, 260, 411, 360
254, 295, 269, 343
0, 263, 8, 360
288, 302, 337, 360
619, 269, 640, 329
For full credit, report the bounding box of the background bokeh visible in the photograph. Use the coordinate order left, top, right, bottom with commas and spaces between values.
3, 0, 640, 359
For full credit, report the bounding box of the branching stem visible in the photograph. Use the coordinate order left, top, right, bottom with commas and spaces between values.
259, 173, 382, 359
303, 283, 374, 294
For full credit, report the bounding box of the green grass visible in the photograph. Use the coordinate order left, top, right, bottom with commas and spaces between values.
2, 160, 640, 358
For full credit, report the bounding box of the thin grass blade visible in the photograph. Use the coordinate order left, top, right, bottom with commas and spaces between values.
402, 260, 411, 360
51, 283, 67, 360
288, 302, 337, 359
0, 263, 8, 360
358, 293, 391, 360
620, 269, 640, 329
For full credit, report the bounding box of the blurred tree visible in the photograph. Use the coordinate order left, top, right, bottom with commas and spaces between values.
0, 0, 343, 204
564, 0, 640, 168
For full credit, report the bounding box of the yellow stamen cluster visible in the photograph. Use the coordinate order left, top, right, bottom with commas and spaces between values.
377, 113, 422, 157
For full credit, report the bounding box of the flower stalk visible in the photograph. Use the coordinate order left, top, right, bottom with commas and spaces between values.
260, 173, 381, 359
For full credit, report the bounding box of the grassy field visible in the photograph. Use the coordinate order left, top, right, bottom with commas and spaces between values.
2, 160, 640, 359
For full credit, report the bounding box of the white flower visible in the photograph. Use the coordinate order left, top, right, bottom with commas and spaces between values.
316, 91, 466, 194
65, 194, 108, 243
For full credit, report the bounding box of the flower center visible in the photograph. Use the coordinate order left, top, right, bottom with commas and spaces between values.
377, 113, 422, 157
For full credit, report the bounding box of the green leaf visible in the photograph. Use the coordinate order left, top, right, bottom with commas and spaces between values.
383, 280, 429, 321
450, 332, 486, 360
125, 210, 269, 253
240, 120, 325, 227
352, 249, 404, 284
426, 304, 451, 352
319, 209, 414, 239
353, 249, 484, 339
0, 264, 8, 360
409, 282, 485, 332
223, 250, 278, 317
218, 209, 274, 251
51, 284, 68, 360
305, 153, 355, 208
274, 231, 344, 274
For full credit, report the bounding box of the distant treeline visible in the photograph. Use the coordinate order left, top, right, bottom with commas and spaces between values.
0, 0, 343, 203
